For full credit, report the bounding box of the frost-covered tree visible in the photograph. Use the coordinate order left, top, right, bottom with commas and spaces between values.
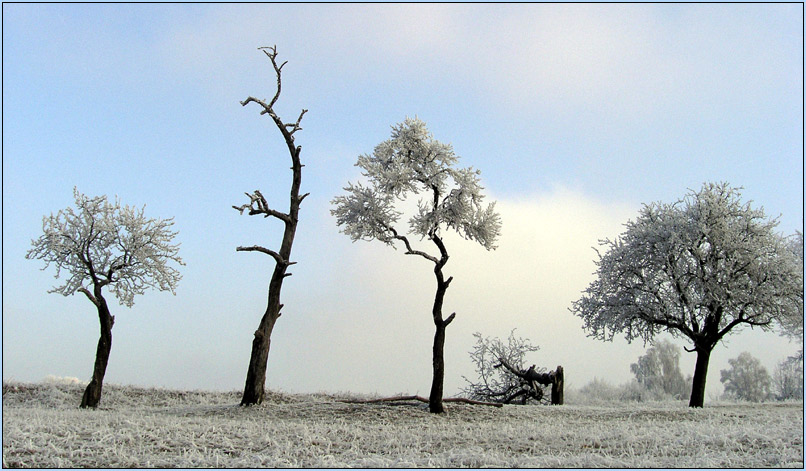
630, 339, 690, 400
571, 183, 803, 407
779, 231, 804, 341
331, 117, 501, 413
462, 331, 549, 405
720, 352, 771, 402
772, 353, 804, 401
232, 46, 309, 406
26, 188, 183, 408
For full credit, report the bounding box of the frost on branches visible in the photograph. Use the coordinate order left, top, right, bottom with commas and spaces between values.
570, 182, 803, 407
331, 118, 501, 252
26, 188, 183, 408
462, 331, 551, 405
27, 188, 183, 306
720, 352, 771, 402
331, 117, 501, 413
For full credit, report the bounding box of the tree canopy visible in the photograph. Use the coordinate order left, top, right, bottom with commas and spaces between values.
572, 182, 802, 346
27, 188, 183, 307
331, 117, 501, 253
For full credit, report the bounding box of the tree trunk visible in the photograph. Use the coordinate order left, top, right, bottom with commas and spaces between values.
689, 346, 712, 408
550, 365, 564, 405
241, 213, 297, 406
240, 144, 303, 406
80, 293, 114, 409
241, 303, 280, 406
430, 321, 447, 413
428, 259, 454, 414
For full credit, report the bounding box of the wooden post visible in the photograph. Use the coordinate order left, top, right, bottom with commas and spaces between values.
550, 365, 564, 405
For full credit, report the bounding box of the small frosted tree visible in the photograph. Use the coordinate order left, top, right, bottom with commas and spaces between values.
462, 331, 549, 405
630, 339, 690, 400
331, 117, 501, 413
720, 352, 771, 402
26, 188, 183, 408
571, 182, 803, 407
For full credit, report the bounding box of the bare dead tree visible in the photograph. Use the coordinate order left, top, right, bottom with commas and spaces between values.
233, 46, 309, 406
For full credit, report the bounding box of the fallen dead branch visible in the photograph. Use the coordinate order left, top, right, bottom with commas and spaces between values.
340, 395, 503, 408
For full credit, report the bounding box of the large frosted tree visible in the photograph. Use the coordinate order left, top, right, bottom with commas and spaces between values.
233, 46, 309, 406
331, 117, 501, 413
26, 188, 183, 408
571, 182, 803, 408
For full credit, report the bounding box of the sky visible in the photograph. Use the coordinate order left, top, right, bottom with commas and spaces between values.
2, 3, 803, 401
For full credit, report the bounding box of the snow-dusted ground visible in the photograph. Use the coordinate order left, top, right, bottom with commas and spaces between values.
2, 382, 803, 468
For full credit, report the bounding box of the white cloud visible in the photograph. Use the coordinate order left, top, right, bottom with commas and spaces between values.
269, 186, 642, 396
156, 4, 800, 131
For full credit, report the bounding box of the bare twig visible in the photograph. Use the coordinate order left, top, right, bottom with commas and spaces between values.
233, 191, 293, 224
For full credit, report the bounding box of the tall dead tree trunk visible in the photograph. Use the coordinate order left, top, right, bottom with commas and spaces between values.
235, 46, 308, 406
79, 286, 114, 409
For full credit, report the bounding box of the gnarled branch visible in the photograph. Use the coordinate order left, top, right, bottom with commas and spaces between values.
233, 191, 292, 224
235, 245, 295, 267
78, 287, 100, 307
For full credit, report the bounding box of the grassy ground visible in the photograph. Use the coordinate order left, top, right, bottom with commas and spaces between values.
2, 381, 803, 468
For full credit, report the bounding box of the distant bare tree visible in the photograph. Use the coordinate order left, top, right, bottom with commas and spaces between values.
233, 46, 309, 406
27, 188, 183, 408
331, 118, 501, 413
772, 353, 803, 401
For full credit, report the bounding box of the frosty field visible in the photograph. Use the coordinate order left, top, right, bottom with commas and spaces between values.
2, 382, 803, 468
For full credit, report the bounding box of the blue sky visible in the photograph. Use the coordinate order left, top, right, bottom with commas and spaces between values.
3, 4, 803, 398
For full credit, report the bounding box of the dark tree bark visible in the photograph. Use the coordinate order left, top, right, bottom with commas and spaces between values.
688, 346, 712, 408
550, 365, 564, 405
235, 46, 308, 406
495, 359, 564, 405
428, 234, 455, 414
79, 286, 114, 409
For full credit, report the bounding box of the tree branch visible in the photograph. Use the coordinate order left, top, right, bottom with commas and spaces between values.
78, 287, 100, 307
340, 395, 502, 408
285, 109, 308, 135
233, 191, 292, 224
260, 45, 283, 110
386, 225, 439, 263
236, 245, 293, 267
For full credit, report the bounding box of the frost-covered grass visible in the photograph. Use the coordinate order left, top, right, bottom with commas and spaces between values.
3, 381, 803, 468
